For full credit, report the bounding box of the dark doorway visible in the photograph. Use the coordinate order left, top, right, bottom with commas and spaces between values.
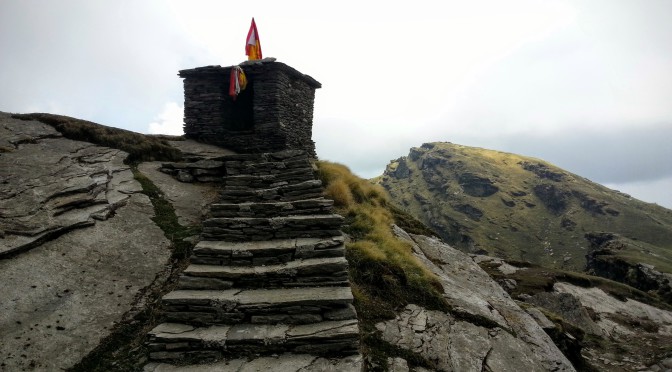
223, 80, 254, 131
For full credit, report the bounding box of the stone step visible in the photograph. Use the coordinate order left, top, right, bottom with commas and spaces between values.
192, 236, 345, 266
144, 353, 363, 372
147, 319, 360, 362
201, 215, 344, 242
162, 287, 356, 325
217, 149, 309, 164
209, 198, 333, 218
177, 256, 349, 290
223, 158, 313, 177
223, 169, 316, 189
219, 180, 324, 203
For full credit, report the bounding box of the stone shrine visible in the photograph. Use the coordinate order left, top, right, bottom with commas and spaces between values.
179, 59, 321, 156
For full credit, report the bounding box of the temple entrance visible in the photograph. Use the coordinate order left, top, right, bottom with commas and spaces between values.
224, 81, 254, 131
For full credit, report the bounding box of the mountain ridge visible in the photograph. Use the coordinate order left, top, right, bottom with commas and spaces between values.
379, 141, 672, 277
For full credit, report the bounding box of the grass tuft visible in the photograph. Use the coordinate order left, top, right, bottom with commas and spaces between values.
131, 167, 200, 259
317, 161, 441, 299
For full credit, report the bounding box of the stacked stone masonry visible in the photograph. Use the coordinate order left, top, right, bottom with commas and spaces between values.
145, 150, 360, 370
179, 60, 320, 156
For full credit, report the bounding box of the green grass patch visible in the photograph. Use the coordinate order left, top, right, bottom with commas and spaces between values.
12, 113, 183, 163
131, 166, 201, 259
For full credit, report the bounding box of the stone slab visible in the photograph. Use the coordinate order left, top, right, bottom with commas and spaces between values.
163, 286, 353, 307
193, 236, 344, 257
144, 353, 362, 372
0, 113, 142, 258
0, 192, 171, 371
166, 139, 236, 158
150, 319, 358, 346
183, 256, 348, 279
389, 226, 575, 372
376, 304, 569, 372
138, 161, 219, 226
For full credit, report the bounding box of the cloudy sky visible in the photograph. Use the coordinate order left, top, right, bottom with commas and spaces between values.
1, 0, 671, 208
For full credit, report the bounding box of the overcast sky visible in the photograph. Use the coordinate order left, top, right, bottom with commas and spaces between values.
1, 0, 671, 208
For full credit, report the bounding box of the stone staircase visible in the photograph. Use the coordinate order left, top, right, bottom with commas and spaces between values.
145, 150, 361, 371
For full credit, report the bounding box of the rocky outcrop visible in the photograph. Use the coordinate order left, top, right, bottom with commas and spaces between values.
0, 113, 174, 371
387, 157, 412, 179
527, 282, 672, 370
457, 173, 498, 197
586, 233, 672, 304
520, 161, 566, 182
373, 226, 575, 371
533, 183, 571, 215
474, 250, 672, 371
0, 114, 142, 258
145, 150, 361, 370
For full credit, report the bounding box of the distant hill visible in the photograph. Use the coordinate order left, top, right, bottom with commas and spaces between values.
378, 142, 672, 277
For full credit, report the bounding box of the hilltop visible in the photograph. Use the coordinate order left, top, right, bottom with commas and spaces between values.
378, 142, 672, 301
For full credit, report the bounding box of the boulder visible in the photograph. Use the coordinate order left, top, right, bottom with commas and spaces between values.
379, 226, 575, 371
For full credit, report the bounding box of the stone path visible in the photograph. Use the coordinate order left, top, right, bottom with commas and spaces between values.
145, 150, 361, 371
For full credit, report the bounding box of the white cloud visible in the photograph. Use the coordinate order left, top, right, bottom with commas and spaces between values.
2, 0, 672, 208
148, 102, 184, 135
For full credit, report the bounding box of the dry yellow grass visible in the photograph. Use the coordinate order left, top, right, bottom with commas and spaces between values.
316, 161, 443, 305
316, 161, 448, 369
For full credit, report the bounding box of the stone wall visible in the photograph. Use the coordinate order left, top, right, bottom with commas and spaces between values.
179, 60, 320, 156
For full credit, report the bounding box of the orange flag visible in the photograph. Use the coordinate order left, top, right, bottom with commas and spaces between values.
245, 18, 262, 60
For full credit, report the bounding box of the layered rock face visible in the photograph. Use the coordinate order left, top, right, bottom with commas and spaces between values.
585, 232, 672, 304
478, 254, 672, 371
145, 150, 361, 371
0, 113, 172, 371
0, 114, 142, 258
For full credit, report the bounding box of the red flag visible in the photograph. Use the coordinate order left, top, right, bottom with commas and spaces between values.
245, 18, 262, 60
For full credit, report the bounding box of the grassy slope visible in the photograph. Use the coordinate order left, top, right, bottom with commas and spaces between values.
379, 142, 672, 273
316, 161, 450, 370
